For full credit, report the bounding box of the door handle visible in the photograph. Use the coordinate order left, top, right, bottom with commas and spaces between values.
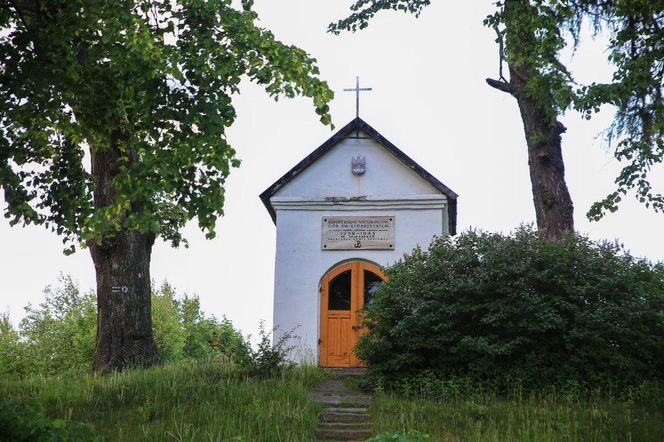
352, 325, 363, 331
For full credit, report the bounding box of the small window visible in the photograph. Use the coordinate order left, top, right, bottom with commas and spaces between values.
364, 270, 383, 306
328, 270, 351, 310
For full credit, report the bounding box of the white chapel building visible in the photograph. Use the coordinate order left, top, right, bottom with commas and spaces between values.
260, 117, 458, 367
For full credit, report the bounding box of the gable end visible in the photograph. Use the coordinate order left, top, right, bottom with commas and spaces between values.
259, 117, 458, 235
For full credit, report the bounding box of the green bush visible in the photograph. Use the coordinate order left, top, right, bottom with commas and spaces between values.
0, 401, 97, 441
244, 322, 296, 378
357, 227, 664, 392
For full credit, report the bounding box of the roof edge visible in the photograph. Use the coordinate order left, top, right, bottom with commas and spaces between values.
259, 117, 458, 235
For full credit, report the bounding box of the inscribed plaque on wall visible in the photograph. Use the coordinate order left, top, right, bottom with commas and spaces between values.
322, 216, 395, 250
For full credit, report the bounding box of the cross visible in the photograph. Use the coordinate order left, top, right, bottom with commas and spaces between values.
343, 76, 372, 118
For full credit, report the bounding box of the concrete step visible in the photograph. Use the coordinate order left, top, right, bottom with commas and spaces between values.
315, 399, 371, 408
316, 427, 373, 441
319, 422, 372, 431
324, 407, 369, 414
321, 411, 370, 423
322, 368, 367, 377
315, 440, 369, 442
310, 391, 371, 400
314, 395, 366, 402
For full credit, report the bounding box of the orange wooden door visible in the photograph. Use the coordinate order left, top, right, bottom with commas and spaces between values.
320, 262, 386, 368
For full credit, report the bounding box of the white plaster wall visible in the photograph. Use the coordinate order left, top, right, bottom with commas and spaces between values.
271, 130, 450, 364
275, 131, 440, 199
272, 206, 446, 364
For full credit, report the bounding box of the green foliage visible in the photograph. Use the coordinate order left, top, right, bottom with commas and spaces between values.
0, 314, 30, 377
1, 0, 333, 252
244, 322, 296, 378
357, 227, 664, 392
371, 390, 664, 441
369, 429, 431, 442
211, 317, 251, 364
0, 400, 97, 442
18, 274, 97, 376
0, 276, 249, 376
576, 1, 664, 219
331, 0, 664, 219
151, 282, 187, 362
151, 281, 250, 364
0, 361, 325, 441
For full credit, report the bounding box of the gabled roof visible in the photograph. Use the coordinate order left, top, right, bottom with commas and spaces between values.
259, 117, 458, 235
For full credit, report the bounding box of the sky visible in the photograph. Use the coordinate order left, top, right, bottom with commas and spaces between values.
2, 1, 663, 337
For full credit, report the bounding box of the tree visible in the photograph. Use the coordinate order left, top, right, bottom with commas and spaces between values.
1, 0, 333, 373
330, 0, 664, 237
577, 0, 664, 220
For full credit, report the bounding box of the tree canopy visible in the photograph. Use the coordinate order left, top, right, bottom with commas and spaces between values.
331, 0, 664, 222
1, 0, 334, 253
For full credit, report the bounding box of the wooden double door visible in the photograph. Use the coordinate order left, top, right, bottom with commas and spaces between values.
319, 261, 386, 368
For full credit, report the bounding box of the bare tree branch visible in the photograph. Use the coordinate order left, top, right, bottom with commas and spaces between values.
486, 78, 514, 95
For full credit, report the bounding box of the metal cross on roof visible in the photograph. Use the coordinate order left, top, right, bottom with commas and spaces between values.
343, 76, 372, 118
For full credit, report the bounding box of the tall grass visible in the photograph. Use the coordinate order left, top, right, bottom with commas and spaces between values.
1, 361, 326, 441
371, 390, 664, 441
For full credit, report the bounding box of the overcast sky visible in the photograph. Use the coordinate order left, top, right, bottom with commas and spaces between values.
2, 1, 663, 337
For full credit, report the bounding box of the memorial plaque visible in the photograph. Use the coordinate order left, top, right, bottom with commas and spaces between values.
322, 216, 395, 250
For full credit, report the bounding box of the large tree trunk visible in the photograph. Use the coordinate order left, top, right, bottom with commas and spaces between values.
509, 67, 574, 240
89, 134, 159, 374
486, 0, 574, 240
90, 232, 159, 373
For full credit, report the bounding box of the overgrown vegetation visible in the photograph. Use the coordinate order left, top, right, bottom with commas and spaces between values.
358, 227, 664, 395
0, 400, 97, 442
0, 361, 325, 441
0, 277, 325, 440
371, 390, 664, 441
0, 276, 249, 377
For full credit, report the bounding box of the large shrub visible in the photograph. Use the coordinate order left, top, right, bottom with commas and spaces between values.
357, 227, 664, 390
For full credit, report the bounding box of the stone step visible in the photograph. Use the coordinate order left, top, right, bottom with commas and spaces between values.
316, 399, 371, 408
324, 407, 369, 414
315, 440, 369, 442
319, 422, 372, 431
311, 394, 371, 402
316, 427, 373, 441
321, 411, 370, 423
322, 368, 368, 377
314, 387, 367, 394
312, 389, 370, 396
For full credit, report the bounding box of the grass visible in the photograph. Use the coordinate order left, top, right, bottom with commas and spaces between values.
371, 391, 664, 441
0, 360, 326, 441
5, 361, 664, 442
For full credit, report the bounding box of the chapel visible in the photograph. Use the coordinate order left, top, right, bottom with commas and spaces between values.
260, 117, 457, 368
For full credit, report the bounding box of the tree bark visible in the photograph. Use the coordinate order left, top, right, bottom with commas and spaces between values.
90, 231, 159, 373
89, 132, 159, 374
486, 0, 574, 240
510, 71, 575, 240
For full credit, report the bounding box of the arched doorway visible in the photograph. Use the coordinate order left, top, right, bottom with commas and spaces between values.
319, 261, 386, 368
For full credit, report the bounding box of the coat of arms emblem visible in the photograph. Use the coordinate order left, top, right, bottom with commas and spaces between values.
351, 155, 366, 175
